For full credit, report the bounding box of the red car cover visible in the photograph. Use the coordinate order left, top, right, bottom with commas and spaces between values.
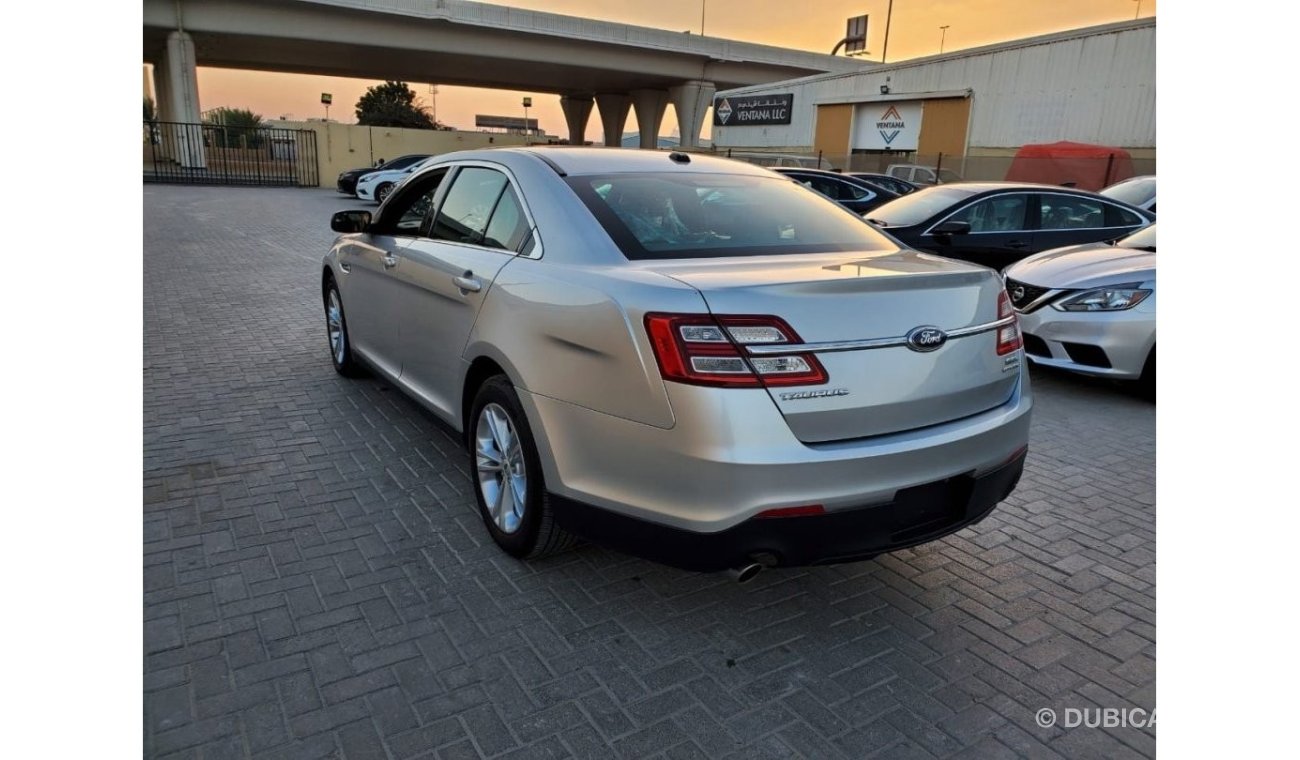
1003, 142, 1135, 191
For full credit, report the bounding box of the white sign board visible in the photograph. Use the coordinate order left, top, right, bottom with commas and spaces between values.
851, 101, 923, 151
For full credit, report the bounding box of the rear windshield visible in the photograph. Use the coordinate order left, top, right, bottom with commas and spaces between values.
864, 186, 981, 227
1117, 224, 1156, 250
568, 173, 896, 260
1101, 177, 1156, 206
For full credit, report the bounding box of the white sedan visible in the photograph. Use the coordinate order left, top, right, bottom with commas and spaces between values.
1003, 224, 1156, 397
356, 156, 439, 204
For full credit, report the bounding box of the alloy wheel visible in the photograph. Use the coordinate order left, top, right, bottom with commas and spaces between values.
327, 289, 345, 365
475, 403, 527, 534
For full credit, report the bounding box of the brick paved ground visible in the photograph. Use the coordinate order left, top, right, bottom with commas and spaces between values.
144, 185, 1156, 759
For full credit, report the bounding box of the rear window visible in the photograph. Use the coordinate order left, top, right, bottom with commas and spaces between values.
567, 173, 896, 260
864, 186, 981, 227
1101, 177, 1156, 207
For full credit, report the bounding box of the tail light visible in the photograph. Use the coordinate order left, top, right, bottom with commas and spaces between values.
996, 292, 1022, 356
644, 313, 828, 388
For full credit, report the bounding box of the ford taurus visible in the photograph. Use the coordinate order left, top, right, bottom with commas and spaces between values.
321, 148, 1032, 577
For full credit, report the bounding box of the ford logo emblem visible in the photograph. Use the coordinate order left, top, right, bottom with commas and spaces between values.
905, 326, 948, 352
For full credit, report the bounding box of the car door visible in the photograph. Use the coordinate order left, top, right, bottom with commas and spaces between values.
392, 164, 532, 419
921, 192, 1036, 269
335, 168, 448, 378
1035, 192, 1148, 252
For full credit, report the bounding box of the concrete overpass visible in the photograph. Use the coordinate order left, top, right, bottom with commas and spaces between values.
144, 0, 871, 163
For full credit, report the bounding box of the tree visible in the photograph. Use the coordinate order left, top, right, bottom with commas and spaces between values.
204, 107, 266, 148
355, 81, 446, 130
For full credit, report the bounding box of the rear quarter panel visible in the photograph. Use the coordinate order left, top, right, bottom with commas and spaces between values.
465, 260, 706, 430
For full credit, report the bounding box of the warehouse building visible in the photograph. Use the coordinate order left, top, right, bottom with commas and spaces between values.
709, 18, 1155, 179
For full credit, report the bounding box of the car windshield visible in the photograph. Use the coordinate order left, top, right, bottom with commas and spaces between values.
1116, 224, 1156, 250
382, 155, 428, 171
1101, 177, 1156, 206
864, 186, 982, 227
569, 173, 897, 260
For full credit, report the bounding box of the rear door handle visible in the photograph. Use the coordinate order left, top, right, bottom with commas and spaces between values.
453, 273, 482, 293
1006, 240, 1031, 249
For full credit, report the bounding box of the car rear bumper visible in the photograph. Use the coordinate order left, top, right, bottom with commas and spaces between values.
1018, 305, 1154, 379
517, 364, 1032, 538
549, 448, 1026, 571
337, 178, 357, 194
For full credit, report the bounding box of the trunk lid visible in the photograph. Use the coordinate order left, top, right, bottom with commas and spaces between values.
642, 250, 1019, 442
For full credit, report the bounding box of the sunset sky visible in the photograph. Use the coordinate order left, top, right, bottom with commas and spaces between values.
178, 0, 1156, 143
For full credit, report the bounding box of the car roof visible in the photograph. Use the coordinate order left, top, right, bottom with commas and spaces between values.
916, 181, 1108, 194
510, 147, 777, 177
771, 167, 846, 177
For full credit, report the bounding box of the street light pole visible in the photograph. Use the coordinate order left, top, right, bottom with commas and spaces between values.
700, 0, 707, 36
939, 25, 950, 54
1133, 0, 1142, 19
882, 0, 895, 63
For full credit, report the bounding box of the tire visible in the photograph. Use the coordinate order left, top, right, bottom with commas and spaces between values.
468, 376, 577, 559
324, 278, 364, 377
375, 182, 394, 205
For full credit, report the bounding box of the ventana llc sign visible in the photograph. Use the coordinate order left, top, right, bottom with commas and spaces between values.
713, 94, 794, 126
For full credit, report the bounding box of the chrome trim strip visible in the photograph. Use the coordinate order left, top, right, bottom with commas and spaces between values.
745, 316, 1016, 355
1015, 288, 1067, 313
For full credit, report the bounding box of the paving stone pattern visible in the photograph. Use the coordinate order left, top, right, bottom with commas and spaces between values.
144, 186, 1156, 759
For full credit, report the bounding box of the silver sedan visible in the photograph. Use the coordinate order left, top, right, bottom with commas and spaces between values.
1003, 224, 1156, 396
321, 147, 1033, 576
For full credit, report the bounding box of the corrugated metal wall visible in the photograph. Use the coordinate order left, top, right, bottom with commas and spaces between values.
714, 20, 1155, 150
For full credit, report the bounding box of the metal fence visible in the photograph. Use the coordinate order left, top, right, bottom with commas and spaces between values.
143, 121, 320, 187
710, 149, 1156, 192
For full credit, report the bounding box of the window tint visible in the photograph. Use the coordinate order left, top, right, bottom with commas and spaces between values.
482, 185, 530, 252
814, 178, 869, 201
1105, 203, 1144, 227
949, 194, 1028, 232
866, 186, 982, 226
376, 169, 446, 235
569, 172, 895, 260
431, 167, 509, 245
1039, 195, 1105, 230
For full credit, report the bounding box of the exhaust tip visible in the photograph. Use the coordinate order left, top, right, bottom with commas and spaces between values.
727, 563, 763, 584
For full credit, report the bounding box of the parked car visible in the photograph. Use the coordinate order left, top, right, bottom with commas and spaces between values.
321, 148, 1032, 577
724, 151, 834, 169
887, 163, 964, 185
337, 154, 430, 195
1003, 224, 1156, 396
864, 182, 1154, 271
1100, 175, 1156, 213
356, 157, 438, 204
848, 172, 918, 196
772, 167, 899, 214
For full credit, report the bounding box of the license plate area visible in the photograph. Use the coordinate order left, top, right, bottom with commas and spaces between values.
887, 474, 975, 542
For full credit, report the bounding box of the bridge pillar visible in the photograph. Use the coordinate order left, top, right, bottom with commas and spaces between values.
629, 89, 669, 150
160, 31, 206, 168
668, 80, 716, 150
594, 93, 630, 147
559, 94, 594, 146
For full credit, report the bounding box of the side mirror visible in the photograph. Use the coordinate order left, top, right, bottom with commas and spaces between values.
931, 220, 971, 236
331, 210, 372, 233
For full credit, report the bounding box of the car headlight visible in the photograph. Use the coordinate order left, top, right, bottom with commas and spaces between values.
1053, 285, 1151, 312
